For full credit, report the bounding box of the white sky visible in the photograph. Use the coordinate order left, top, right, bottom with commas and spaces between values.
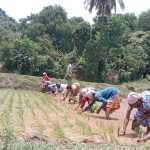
0, 0, 150, 23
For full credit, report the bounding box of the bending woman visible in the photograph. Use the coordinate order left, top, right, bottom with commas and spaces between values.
80, 87, 120, 119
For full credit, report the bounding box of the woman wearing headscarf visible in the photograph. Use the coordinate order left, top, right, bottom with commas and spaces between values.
76, 87, 95, 109
80, 87, 120, 119
120, 90, 150, 142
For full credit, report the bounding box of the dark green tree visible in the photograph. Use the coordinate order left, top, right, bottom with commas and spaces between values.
138, 9, 150, 31
73, 21, 91, 55
84, 0, 125, 81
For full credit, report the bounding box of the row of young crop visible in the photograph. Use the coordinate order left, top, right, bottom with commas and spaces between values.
0, 89, 139, 146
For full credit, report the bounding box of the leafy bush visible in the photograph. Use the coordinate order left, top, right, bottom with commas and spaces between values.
118, 70, 131, 82
126, 85, 135, 91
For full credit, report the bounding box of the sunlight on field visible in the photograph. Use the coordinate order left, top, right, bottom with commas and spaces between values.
0, 89, 150, 149
0, 89, 106, 142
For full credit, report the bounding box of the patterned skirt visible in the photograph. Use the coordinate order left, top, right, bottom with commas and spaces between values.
133, 110, 150, 127
103, 100, 120, 111
103, 91, 120, 111
133, 92, 150, 127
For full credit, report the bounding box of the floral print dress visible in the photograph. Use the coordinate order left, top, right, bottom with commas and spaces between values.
133, 91, 150, 127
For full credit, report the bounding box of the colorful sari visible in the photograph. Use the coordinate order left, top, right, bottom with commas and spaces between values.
133, 91, 150, 127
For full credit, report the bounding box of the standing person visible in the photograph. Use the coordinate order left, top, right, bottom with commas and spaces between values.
62, 83, 80, 103
76, 87, 95, 109
120, 90, 150, 142
65, 61, 73, 84
80, 87, 120, 119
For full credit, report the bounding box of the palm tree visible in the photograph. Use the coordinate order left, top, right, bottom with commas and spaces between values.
84, 0, 125, 81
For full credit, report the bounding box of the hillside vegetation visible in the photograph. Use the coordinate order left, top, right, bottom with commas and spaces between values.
0, 73, 149, 96
0, 7, 150, 83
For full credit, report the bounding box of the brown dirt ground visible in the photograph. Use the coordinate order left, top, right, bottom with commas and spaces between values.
51, 95, 145, 145
0, 89, 148, 146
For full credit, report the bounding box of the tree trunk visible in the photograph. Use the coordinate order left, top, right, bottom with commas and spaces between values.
95, 11, 105, 82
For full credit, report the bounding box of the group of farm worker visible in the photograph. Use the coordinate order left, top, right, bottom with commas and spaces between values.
42, 72, 150, 142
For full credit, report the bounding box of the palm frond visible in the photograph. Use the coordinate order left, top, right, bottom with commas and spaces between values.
84, 0, 96, 13
110, 0, 117, 14
118, 0, 125, 10
84, 0, 125, 15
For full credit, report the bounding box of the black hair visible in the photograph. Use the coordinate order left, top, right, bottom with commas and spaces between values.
85, 97, 89, 101
85, 92, 95, 101
56, 82, 61, 88
93, 93, 96, 97
66, 84, 72, 89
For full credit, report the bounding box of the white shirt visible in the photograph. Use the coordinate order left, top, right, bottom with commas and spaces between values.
66, 63, 72, 74
59, 84, 68, 93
